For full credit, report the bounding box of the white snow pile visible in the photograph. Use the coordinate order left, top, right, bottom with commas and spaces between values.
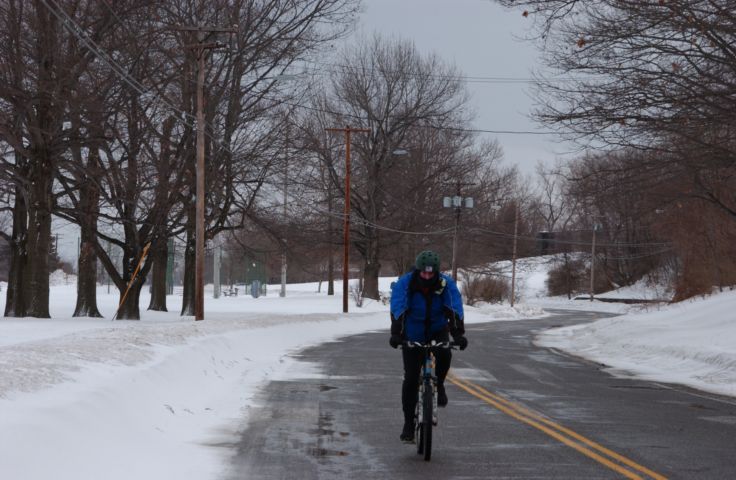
537, 288, 736, 397
595, 276, 673, 301
469, 301, 547, 319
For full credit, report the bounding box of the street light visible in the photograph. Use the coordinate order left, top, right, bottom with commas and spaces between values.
443, 193, 474, 280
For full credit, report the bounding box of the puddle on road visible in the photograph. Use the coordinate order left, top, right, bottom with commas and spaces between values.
308, 447, 350, 457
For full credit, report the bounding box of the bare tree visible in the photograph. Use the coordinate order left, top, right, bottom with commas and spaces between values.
0, 0, 132, 317
497, 0, 736, 218
310, 35, 474, 298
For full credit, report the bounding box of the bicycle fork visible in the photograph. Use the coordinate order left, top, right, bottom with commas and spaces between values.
416, 353, 438, 426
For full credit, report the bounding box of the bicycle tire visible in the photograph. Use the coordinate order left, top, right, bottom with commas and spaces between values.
416, 422, 423, 455
422, 379, 433, 461
416, 387, 424, 455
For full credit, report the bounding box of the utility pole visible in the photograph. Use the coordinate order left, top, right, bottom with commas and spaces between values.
510, 202, 519, 307
325, 126, 370, 313
175, 24, 236, 320
280, 130, 289, 298
590, 221, 600, 302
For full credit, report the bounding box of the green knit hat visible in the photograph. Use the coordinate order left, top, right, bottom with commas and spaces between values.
415, 250, 440, 273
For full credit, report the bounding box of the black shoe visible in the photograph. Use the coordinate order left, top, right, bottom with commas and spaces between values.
437, 384, 448, 407
400, 422, 414, 443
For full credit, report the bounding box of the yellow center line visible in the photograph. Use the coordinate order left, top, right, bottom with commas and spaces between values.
448, 374, 668, 480
460, 379, 668, 480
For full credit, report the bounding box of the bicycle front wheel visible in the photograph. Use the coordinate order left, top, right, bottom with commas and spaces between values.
421, 380, 433, 461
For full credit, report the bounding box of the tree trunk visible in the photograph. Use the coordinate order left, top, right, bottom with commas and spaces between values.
327, 250, 334, 295
73, 156, 102, 318
21, 1, 58, 319
148, 240, 168, 311
4, 183, 28, 317
327, 178, 334, 295
362, 228, 381, 300
24, 157, 53, 318
74, 237, 102, 317
180, 227, 196, 316
116, 278, 145, 320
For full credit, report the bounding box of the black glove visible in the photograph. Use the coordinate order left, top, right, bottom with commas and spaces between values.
389, 334, 403, 349
453, 335, 468, 350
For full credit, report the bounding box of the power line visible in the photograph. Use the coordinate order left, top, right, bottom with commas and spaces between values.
258, 92, 556, 135
298, 59, 575, 85
309, 205, 455, 236
468, 226, 672, 249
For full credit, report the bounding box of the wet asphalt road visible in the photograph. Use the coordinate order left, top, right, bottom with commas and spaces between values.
223, 309, 736, 479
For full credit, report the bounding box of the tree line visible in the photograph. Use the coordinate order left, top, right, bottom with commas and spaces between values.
0, 1, 538, 319
5, 1, 728, 320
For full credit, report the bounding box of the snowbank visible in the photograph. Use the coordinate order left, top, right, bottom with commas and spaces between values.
537, 289, 736, 397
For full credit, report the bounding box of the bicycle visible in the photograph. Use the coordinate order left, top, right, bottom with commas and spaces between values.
403, 340, 455, 461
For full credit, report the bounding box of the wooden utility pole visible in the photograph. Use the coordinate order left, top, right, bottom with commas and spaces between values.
281, 129, 289, 298
590, 222, 599, 302
510, 202, 519, 307
325, 126, 370, 313
176, 25, 236, 320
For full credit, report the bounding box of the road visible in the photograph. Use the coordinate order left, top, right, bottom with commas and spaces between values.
224, 309, 736, 479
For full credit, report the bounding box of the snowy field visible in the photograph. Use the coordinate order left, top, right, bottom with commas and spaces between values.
1, 261, 735, 479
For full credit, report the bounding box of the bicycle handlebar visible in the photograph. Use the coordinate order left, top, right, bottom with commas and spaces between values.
402, 340, 456, 349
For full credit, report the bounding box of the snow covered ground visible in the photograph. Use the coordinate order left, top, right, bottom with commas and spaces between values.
2, 261, 735, 479
0, 277, 544, 480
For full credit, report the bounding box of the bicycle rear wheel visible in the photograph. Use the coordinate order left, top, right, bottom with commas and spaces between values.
421, 380, 433, 461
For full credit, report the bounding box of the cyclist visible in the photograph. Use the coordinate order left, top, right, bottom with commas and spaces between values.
389, 250, 468, 442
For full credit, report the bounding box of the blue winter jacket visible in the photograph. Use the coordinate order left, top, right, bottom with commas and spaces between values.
390, 270, 464, 342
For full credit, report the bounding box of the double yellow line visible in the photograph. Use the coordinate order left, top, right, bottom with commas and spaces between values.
448, 374, 667, 480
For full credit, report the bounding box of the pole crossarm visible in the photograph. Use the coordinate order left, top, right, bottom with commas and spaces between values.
325, 126, 371, 313
183, 42, 226, 51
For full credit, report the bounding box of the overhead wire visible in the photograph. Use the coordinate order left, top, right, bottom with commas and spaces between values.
298, 59, 576, 85
307, 204, 456, 236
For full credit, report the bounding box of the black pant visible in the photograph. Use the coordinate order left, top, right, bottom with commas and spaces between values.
401, 333, 451, 424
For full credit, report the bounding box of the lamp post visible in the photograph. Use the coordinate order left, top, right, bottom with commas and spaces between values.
443, 191, 474, 280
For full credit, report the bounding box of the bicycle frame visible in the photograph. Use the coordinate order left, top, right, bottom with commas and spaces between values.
405, 340, 452, 461
416, 344, 438, 427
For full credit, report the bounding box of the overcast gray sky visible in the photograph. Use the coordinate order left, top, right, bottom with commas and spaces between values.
354, 0, 562, 175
